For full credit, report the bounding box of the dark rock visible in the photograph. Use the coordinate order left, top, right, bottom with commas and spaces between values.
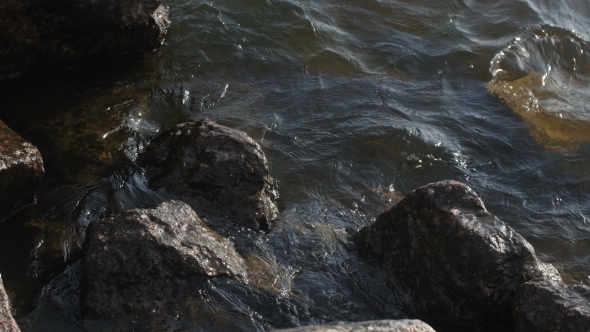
0, 277, 20, 332
512, 279, 590, 332
141, 119, 278, 231
82, 200, 248, 317
275, 319, 435, 332
0, 0, 170, 74
0, 120, 44, 221
28, 261, 82, 332
354, 180, 561, 326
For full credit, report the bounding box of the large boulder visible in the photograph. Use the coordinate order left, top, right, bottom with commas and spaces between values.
275, 319, 435, 332
512, 279, 590, 332
0, 277, 20, 332
0, 120, 44, 221
82, 200, 248, 317
0, 0, 170, 74
141, 119, 278, 231
354, 180, 560, 326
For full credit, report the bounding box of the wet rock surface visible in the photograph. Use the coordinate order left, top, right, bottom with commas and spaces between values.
0, 0, 170, 74
0, 120, 44, 221
0, 277, 20, 332
82, 200, 248, 319
141, 119, 278, 231
354, 180, 561, 327
43, 258, 311, 332
275, 319, 436, 332
512, 279, 590, 332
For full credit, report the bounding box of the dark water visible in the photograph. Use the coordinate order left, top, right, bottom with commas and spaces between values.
1, 0, 590, 330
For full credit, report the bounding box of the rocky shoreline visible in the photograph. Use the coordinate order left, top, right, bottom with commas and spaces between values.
2, 115, 589, 331
0, 1, 589, 331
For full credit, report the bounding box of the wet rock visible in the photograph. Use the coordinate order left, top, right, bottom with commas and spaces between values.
512, 279, 590, 332
82, 200, 248, 317
28, 261, 82, 332
0, 120, 44, 221
0, 277, 20, 332
141, 119, 278, 231
354, 180, 561, 326
275, 319, 435, 332
0, 0, 170, 74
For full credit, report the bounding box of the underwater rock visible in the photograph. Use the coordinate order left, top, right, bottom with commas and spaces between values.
0, 120, 44, 221
82, 200, 248, 317
275, 319, 435, 332
354, 180, 561, 327
0, 0, 170, 74
512, 279, 590, 332
141, 119, 278, 231
0, 277, 20, 332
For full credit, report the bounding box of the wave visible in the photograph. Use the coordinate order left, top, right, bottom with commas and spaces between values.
488, 25, 590, 150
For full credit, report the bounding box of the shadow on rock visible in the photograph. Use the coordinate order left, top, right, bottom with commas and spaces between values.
0, 0, 170, 74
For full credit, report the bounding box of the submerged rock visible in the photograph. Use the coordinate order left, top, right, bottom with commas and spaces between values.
142, 119, 278, 231
354, 180, 560, 326
82, 200, 248, 317
0, 277, 20, 332
512, 279, 590, 332
275, 319, 435, 332
0, 120, 44, 221
0, 0, 170, 74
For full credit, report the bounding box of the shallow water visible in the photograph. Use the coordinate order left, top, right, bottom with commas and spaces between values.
1, 0, 589, 330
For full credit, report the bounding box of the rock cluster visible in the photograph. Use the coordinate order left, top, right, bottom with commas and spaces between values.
354, 180, 563, 328
83, 200, 248, 317
0, 120, 44, 221
142, 119, 278, 231
4, 102, 589, 332
0, 0, 170, 73
275, 319, 435, 332
0, 277, 20, 332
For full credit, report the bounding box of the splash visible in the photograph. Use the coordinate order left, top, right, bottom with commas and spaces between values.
488, 25, 590, 150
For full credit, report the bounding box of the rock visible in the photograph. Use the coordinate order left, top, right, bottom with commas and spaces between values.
0, 120, 44, 221
141, 119, 278, 231
275, 319, 435, 332
0, 0, 170, 74
512, 279, 590, 332
82, 200, 248, 317
0, 277, 20, 332
354, 180, 561, 326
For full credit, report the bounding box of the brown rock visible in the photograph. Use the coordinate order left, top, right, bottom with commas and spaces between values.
141, 119, 278, 231
0, 277, 20, 332
354, 180, 560, 327
513, 279, 590, 332
0, 120, 44, 221
274, 319, 435, 332
83, 200, 249, 317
